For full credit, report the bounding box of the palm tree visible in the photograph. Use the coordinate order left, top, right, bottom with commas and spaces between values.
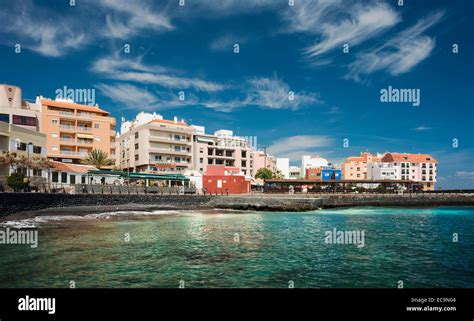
81, 148, 114, 169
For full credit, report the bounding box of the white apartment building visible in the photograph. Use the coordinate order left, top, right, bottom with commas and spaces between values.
276, 158, 290, 179
289, 166, 301, 179
301, 155, 329, 178
192, 127, 253, 177
118, 112, 193, 173
367, 162, 398, 180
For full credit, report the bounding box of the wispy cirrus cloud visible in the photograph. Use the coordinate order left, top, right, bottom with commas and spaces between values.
244, 75, 320, 110
411, 126, 432, 131
94, 0, 174, 39
210, 34, 248, 51
91, 54, 227, 92
0, 0, 87, 57
96, 83, 200, 110
346, 10, 445, 82
282, 1, 399, 64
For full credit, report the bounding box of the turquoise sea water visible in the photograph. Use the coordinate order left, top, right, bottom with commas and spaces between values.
0, 207, 473, 288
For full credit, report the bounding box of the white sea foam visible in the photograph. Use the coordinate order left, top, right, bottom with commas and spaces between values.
0, 210, 188, 228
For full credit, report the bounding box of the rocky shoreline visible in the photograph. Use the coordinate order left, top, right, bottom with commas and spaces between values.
0, 192, 473, 219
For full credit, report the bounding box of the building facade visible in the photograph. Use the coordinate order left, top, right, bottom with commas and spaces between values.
202, 165, 250, 194
40, 98, 116, 164
192, 127, 253, 177
301, 155, 329, 178
380, 153, 437, 190
0, 121, 47, 179
0, 84, 42, 132
252, 150, 276, 177
276, 158, 290, 179
118, 112, 193, 173
289, 166, 301, 179
342, 152, 383, 180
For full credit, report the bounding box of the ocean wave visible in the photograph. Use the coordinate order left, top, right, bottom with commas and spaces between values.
0, 209, 188, 228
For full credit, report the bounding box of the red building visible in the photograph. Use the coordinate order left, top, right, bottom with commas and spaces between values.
203, 165, 250, 194
305, 167, 323, 180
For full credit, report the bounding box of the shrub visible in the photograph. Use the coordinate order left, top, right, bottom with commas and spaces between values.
7, 172, 28, 192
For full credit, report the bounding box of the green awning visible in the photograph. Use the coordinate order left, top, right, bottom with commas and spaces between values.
87, 170, 189, 181
196, 137, 215, 143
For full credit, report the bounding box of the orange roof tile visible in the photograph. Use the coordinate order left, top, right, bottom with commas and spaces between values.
41, 99, 110, 115
50, 161, 96, 174
382, 153, 437, 163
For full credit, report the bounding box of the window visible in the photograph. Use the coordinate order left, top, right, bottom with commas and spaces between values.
52, 145, 58, 151
200, 148, 203, 153
32, 169, 42, 177
0, 113, 9, 123
70, 175, 76, 184
33, 146, 41, 154
135, 155, 139, 161
175, 157, 181, 162
16, 142, 27, 151
200, 158, 203, 163
135, 132, 139, 139
52, 119, 58, 125
94, 124, 100, 129
52, 172, 59, 183
135, 143, 139, 150
81, 176, 86, 184
52, 132, 58, 138
61, 173, 67, 183
12, 115, 36, 126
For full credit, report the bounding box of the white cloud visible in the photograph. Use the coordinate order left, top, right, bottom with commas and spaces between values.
0, 1, 87, 57
244, 75, 320, 110
455, 171, 474, 180
210, 34, 248, 51
95, 0, 174, 39
346, 11, 444, 81
91, 54, 227, 92
412, 126, 432, 131
96, 83, 200, 110
268, 135, 334, 159
283, 1, 399, 63
181, 0, 279, 16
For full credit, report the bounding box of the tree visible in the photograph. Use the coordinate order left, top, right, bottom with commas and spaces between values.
81, 149, 114, 169
255, 167, 273, 180
273, 170, 284, 179
7, 172, 28, 192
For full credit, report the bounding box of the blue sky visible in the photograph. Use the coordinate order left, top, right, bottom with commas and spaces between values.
0, 0, 473, 188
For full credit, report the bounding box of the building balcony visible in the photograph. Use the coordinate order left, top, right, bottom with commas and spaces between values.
60, 125, 76, 131
77, 126, 92, 132
77, 139, 93, 145
149, 135, 191, 145
149, 147, 191, 156
77, 112, 92, 118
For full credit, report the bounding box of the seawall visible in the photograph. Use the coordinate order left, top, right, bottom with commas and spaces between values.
0, 193, 473, 216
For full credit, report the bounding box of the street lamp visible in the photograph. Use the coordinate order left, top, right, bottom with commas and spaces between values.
27, 142, 33, 191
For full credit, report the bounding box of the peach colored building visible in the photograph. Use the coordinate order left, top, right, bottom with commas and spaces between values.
118, 112, 193, 173
342, 152, 383, 180
39, 98, 116, 164
252, 150, 276, 177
